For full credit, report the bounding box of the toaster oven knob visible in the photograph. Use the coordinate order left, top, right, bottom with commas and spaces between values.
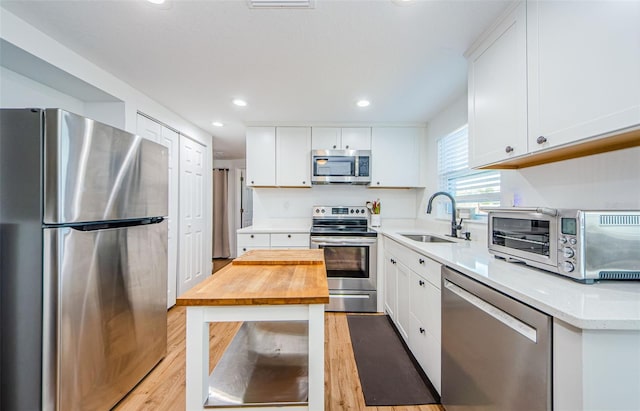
562, 247, 575, 258
569, 238, 577, 245
563, 261, 575, 273
559, 237, 567, 244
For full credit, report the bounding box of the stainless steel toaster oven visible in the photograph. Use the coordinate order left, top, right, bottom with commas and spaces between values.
486, 208, 640, 283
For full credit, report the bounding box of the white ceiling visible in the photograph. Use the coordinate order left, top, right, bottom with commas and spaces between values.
1, 0, 509, 159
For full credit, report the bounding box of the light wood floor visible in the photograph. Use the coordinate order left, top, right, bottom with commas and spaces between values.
114, 307, 444, 411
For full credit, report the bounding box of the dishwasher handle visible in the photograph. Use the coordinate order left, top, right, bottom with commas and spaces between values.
444, 279, 538, 343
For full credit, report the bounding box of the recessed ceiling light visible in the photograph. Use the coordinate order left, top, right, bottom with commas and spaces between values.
212, 121, 224, 127
233, 99, 247, 107
147, 0, 166, 4
356, 100, 370, 108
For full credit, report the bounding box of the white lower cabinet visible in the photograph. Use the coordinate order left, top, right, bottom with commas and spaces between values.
383, 237, 442, 394
270, 233, 309, 248
236, 232, 309, 256
409, 270, 441, 394
396, 260, 411, 343
384, 251, 398, 321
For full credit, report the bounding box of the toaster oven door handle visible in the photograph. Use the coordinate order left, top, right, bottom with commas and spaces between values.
481, 207, 558, 216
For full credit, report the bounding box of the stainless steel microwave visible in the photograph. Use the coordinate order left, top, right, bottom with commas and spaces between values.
486, 207, 640, 283
311, 149, 371, 184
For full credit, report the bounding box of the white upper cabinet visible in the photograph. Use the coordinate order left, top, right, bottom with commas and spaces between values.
370, 127, 422, 188
246, 126, 311, 187
246, 127, 276, 187
276, 127, 311, 187
527, 0, 640, 152
468, 0, 640, 169
311, 127, 341, 149
340, 127, 371, 150
468, 2, 527, 168
311, 127, 371, 150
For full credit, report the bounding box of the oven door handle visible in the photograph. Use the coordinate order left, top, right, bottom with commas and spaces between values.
310, 236, 377, 245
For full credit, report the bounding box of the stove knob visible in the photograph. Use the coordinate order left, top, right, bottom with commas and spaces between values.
563, 261, 575, 272
355, 209, 360, 214
361, 209, 365, 214
563, 247, 575, 258
321, 209, 325, 213
350, 209, 355, 214
315, 208, 320, 214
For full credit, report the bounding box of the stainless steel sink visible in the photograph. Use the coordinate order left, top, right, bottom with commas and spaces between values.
400, 234, 454, 243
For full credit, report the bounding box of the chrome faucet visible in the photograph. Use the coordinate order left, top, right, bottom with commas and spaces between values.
426, 191, 461, 238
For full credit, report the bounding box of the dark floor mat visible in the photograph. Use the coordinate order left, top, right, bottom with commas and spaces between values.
347, 315, 439, 406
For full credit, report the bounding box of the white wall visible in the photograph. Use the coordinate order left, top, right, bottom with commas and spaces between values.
252, 185, 418, 227
213, 159, 246, 169
0, 9, 210, 146
0, 66, 85, 114
417, 90, 640, 245
1, 7, 214, 268
414, 92, 491, 240
502, 146, 640, 209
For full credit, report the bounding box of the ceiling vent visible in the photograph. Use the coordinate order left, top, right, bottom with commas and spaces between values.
248, 0, 315, 8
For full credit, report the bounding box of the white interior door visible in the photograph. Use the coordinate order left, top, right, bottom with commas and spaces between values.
179, 135, 207, 295
137, 113, 179, 308
161, 127, 179, 308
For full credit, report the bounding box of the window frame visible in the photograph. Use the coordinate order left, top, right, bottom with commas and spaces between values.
436, 125, 500, 220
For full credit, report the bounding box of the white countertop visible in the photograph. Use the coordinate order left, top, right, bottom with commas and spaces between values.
237, 225, 310, 234
379, 227, 640, 331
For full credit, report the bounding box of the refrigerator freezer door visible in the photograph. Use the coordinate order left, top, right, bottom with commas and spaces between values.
43, 221, 168, 411
43, 109, 168, 224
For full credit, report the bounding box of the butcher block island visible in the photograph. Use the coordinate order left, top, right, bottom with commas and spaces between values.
177, 249, 329, 411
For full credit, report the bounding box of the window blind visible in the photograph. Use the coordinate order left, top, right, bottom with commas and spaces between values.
437, 126, 500, 214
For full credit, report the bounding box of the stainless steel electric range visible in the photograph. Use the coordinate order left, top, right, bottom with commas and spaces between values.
309, 206, 378, 312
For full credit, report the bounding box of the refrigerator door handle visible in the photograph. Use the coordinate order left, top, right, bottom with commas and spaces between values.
70, 217, 165, 231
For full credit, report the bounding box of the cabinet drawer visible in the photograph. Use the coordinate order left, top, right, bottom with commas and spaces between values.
406, 251, 441, 289
385, 238, 407, 258
270, 233, 309, 247
237, 233, 270, 247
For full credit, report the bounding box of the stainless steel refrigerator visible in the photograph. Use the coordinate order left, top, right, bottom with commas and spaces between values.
1, 109, 168, 410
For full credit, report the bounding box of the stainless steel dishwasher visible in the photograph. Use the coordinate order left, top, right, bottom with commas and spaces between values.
441, 266, 552, 411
